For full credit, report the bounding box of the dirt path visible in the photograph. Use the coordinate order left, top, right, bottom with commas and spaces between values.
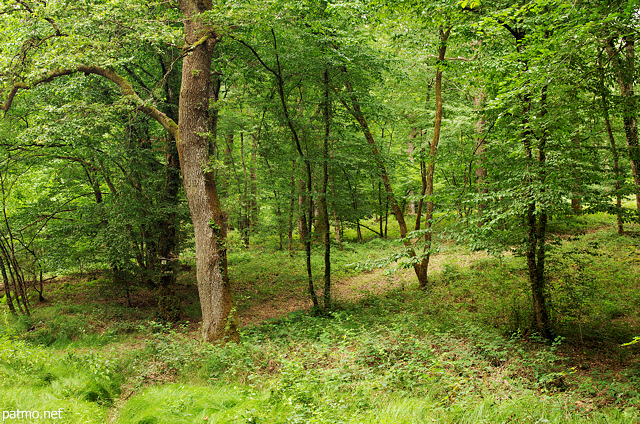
239, 250, 488, 326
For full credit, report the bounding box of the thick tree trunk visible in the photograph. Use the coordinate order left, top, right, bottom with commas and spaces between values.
178, 0, 238, 343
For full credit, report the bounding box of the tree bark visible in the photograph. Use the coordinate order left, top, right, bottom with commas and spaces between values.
340, 78, 428, 288
288, 162, 296, 254
506, 23, 552, 338
177, 0, 239, 342
474, 92, 488, 223
0, 255, 16, 315
599, 51, 624, 234
523, 86, 552, 339
321, 68, 332, 309
607, 36, 640, 216
156, 53, 182, 322
420, 26, 451, 290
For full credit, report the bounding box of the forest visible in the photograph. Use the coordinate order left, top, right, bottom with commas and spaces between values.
0, 0, 639, 422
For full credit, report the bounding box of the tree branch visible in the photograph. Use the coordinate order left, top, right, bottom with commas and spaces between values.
229, 34, 278, 76
1, 65, 179, 140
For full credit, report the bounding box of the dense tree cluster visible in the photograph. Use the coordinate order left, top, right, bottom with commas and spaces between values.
0, 0, 638, 341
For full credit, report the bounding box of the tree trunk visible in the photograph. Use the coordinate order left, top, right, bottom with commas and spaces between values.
607, 36, 640, 216
0, 2, 238, 342
506, 23, 552, 338
288, 162, 296, 255
474, 92, 488, 223
341, 77, 428, 288
240, 132, 251, 246
407, 142, 416, 215
321, 68, 332, 309
524, 84, 552, 339
155, 52, 182, 322
570, 138, 583, 215
298, 178, 307, 249
378, 182, 384, 238
420, 26, 451, 290
265, 27, 318, 308
249, 139, 259, 230
177, 0, 238, 343
0, 255, 16, 315
599, 51, 624, 234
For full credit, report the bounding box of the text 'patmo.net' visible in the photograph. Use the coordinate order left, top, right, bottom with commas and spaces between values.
2, 409, 64, 421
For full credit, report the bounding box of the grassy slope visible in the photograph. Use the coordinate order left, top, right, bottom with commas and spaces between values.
0, 214, 639, 423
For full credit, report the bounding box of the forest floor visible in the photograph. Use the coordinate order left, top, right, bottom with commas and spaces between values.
238, 250, 489, 326
1, 214, 640, 423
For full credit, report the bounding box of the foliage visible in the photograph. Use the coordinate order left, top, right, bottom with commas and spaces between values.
0, 0, 639, 421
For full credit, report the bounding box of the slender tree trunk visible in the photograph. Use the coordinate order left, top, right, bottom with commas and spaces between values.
384, 197, 389, 239
240, 132, 251, 246
262, 27, 318, 308
407, 142, 416, 215
321, 69, 332, 309
505, 23, 552, 338
599, 52, 624, 234
155, 52, 182, 322
474, 92, 488, 223
250, 139, 259, 230
341, 77, 428, 287
0, 239, 28, 314
607, 36, 640, 216
420, 26, 451, 290
298, 178, 307, 248
523, 86, 552, 339
378, 182, 384, 238
415, 160, 427, 231
0, 255, 16, 315
571, 138, 583, 215
288, 162, 296, 255
330, 147, 341, 246
9, 258, 28, 315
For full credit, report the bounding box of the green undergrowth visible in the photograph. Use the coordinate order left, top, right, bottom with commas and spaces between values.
0, 218, 639, 423
113, 291, 640, 423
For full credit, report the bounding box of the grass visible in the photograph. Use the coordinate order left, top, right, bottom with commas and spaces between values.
0, 215, 639, 423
